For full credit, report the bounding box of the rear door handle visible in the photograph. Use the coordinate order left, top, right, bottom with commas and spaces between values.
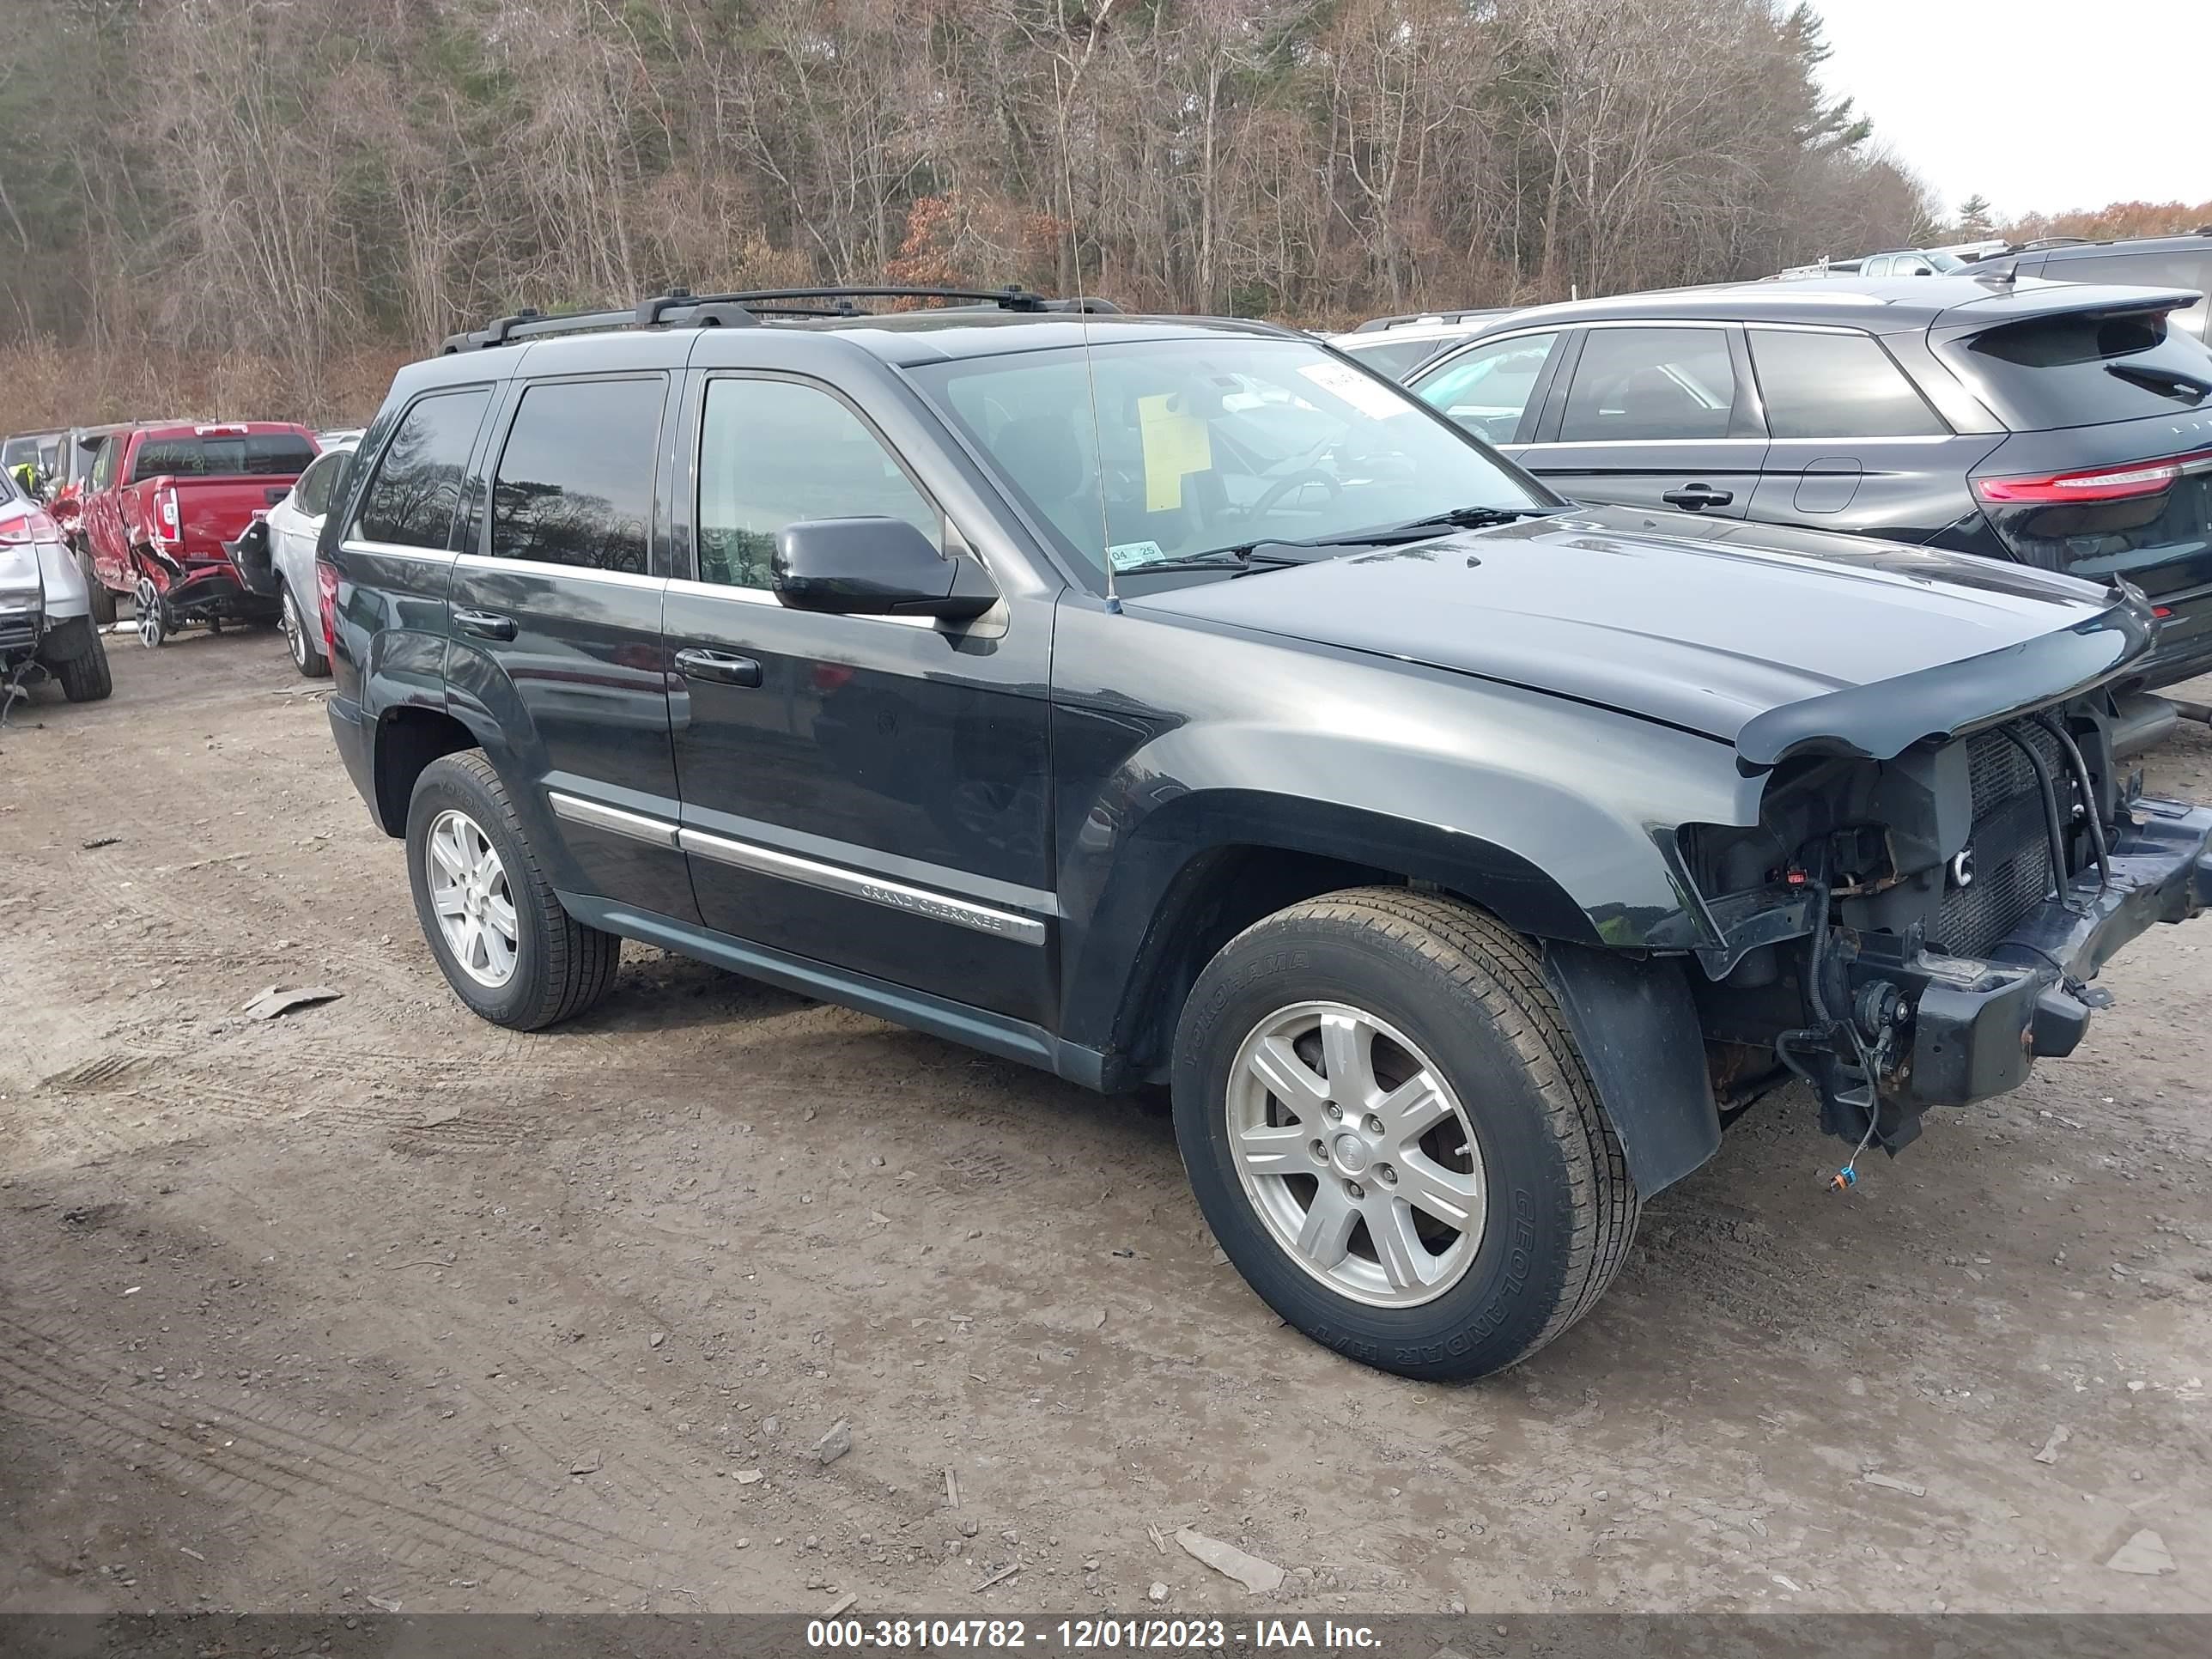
1661, 484, 1733, 510
674, 647, 763, 689
453, 608, 518, 641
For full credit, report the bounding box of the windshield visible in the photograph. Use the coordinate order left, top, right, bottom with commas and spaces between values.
908, 335, 1552, 587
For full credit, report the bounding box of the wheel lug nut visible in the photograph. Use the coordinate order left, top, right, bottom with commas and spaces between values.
1376, 1164, 1396, 1186
1323, 1103, 1341, 1121
1364, 1114, 1384, 1136
1310, 1139, 1328, 1163
1346, 1180, 1364, 1200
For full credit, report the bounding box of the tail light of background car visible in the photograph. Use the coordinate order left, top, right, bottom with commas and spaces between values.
0, 507, 62, 544
1972, 447, 2212, 505
315, 556, 339, 659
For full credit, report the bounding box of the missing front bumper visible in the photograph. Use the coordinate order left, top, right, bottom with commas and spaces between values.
1858, 796, 2212, 1109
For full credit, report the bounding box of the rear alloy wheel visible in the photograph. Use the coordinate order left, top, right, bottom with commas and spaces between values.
405, 751, 621, 1029
281, 586, 328, 678
1173, 887, 1638, 1381
133, 576, 167, 648
426, 809, 520, 989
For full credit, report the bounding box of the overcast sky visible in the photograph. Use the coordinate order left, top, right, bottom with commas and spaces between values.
1809, 0, 2211, 220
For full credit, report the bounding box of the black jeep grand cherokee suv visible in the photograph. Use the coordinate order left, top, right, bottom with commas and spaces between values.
319, 286, 2212, 1380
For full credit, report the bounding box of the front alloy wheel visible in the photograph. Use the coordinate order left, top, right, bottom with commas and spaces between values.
424, 808, 520, 988
1173, 888, 1639, 1381
1227, 1001, 1485, 1306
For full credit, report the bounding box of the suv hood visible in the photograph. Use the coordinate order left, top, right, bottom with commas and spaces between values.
1127, 507, 2157, 769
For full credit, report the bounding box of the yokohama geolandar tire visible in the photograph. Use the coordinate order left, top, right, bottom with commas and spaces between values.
1172, 887, 1638, 1381
405, 750, 621, 1030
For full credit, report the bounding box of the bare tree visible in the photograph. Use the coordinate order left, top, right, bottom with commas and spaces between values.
0, 0, 1942, 423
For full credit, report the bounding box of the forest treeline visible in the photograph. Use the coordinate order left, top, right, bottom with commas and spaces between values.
0, 0, 2042, 423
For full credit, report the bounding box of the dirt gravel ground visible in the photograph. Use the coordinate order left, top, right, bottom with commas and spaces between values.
2, 628, 2208, 1619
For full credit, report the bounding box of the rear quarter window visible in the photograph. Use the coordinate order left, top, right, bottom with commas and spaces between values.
1748, 330, 1946, 439
1945, 308, 2212, 429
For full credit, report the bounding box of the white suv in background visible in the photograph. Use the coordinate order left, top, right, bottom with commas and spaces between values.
1328, 307, 1518, 380
224, 438, 356, 678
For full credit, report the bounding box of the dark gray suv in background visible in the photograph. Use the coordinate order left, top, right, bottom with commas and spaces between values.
318, 285, 2212, 1381
1974, 232, 2212, 341
1401, 274, 2212, 684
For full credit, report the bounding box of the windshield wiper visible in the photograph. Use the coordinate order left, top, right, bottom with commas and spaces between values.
1389, 504, 1561, 532
1115, 504, 1558, 579
1111, 546, 1307, 578
2106, 362, 2211, 403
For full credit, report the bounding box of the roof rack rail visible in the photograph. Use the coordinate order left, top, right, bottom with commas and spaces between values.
441, 284, 1120, 353
1351, 307, 1503, 332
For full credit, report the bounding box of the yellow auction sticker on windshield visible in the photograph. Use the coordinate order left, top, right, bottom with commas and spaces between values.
1138, 394, 1212, 512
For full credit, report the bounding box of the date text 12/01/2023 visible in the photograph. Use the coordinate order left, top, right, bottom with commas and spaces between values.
805, 1619, 1383, 1650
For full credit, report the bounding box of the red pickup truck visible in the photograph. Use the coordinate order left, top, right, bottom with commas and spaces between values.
82, 421, 319, 646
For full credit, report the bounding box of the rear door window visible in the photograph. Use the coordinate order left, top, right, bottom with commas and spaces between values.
1414, 332, 1560, 445
1946, 307, 2212, 428
489, 377, 664, 573
1559, 327, 1736, 441
1748, 330, 1947, 438
356, 389, 492, 550
127, 432, 317, 482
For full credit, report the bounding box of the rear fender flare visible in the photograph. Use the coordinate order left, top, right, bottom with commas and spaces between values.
402, 639, 592, 892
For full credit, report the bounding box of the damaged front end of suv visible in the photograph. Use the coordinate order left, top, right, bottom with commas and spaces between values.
1678, 583, 2212, 1165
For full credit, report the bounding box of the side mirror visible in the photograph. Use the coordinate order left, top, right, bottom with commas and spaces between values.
773, 517, 999, 622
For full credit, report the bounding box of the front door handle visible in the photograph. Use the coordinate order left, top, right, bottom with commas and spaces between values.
1661, 484, 1733, 510
674, 647, 763, 689
453, 608, 517, 641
